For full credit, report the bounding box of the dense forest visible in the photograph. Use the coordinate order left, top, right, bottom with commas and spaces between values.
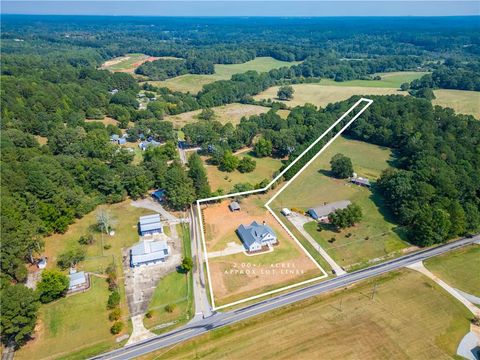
1, 15, 480, 346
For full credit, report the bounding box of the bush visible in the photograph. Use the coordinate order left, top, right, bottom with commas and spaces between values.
37, 269, 69, 303
107, 291, 120, 309
109, 308, 121, 321
57, 247, 86, 270
110, 321, 124, 335
237, 157, 257, 173
78, 234, 94, 245
328, 237, 336, 243
165, 304, 177, 313
145, 310, 153, 319
103, 244, 112, 250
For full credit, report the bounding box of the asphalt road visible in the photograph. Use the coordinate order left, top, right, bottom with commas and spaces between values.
92, 234, 479, 360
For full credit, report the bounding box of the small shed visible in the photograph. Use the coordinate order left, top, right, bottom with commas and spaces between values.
152, 189, 166, 202
37, 257, 47, 269
118, 137, 127, 145
68, 270, 88, 291
281, 208, 291, 216
229, 201, 241, 212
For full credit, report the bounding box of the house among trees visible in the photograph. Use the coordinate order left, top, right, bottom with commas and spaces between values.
237, 221, 278, 252
130, 240, 170, 267
229, 201, 241, 212
152, 189, 166, 202
307, 200, 352, 222
68, 269, 89, 293
138, 214, 163, 236
139, 139, 161, 151
110, 134, 128, 145
37, 257, 47, 269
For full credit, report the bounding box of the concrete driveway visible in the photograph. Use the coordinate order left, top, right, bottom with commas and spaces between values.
287, 212, 346, 276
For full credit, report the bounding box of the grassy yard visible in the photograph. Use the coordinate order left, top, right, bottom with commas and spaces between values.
433, 89, 480, 119
425, 245, 480, 297
140, 269, 472, 360
145, 57, 300, 94
272, 136, 409, 269
144, 223, 194, 333
320, 71, 428, 89
204, 151, 282, 193
164, 103, 271, 129
254, 83, 404, 108
16, 277, 119, 360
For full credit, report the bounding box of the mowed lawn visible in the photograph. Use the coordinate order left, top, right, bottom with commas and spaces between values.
272, 136, 409, 269
203, 152, 283, 193
144, 224, 193, 333
425, 245, 480, 297
16, 277, 117, 360
140, 270, 473, 360
146, 57, 300, 93
164, 103, 271, 129
433, 89, 480, 119
254, 83, 404, 108
320, 71, 429, 88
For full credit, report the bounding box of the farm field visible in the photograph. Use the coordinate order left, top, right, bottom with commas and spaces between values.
320, 71, 429, 88
141, 269, 472, 360
144, 224, 194, 332
16, 277, 118, 360
424, 245, 480, 297
146, 57, 300, 93
433, 89, 480, 119
203, 151, 282, 193
271, 136, 409, 269
202, 195, 322, 306
164, 103, 271, 129
100, 53, 161, 73
254, 83, 404, 108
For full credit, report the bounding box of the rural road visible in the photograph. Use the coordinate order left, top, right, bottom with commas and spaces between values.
91, 234, 479, 360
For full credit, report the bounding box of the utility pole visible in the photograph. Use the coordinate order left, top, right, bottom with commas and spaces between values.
371, 282, 378, 300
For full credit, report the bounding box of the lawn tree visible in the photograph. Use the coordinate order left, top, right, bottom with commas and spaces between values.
56, 247, 86, 270
219, 150, 239, 172
180, 257, 193, 274
188, 153, 212, 198
330, 153, 354, 179
198, 108, 215, 121
0, 285, 39, 346
277, 85, 295, 100
96, 209, 117, 234
237, 157, 257, 173
400, 82, 410, 91
254, 138, 273, 157
37, 269, 69, 303
329, 203, 363, 229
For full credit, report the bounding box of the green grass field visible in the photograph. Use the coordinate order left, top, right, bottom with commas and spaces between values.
433, 89, 480, 119
272, 136, 409, 269
140, 269, 472, 360
145, 57, 300, 93
101, 53, 151, 71
425, 245, 480, 297
144, 224, 194, 332
254, 83, 404, 108
16, 277, 119, 360
164, 103, 271, 129
320, 71, 429, 88
204, 151, 283, 193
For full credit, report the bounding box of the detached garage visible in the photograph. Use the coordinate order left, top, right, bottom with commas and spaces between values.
138, 214, 163, 236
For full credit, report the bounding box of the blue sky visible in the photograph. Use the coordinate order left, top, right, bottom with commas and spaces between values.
2, 1, 480, 16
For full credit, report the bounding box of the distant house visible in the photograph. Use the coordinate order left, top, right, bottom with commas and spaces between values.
109, 89, 119, 95
229, 201, 241, 212
110, 134, 120, 142
139, 140, 161, 151
130, 240, 170, 267
350, 176, 371, 187
307, 200, 352, 222
110, 134, 128, 145
237, 221, 278, 252
118, 137, 127, 145
152, 189, 166, 202
138, 214, 163, 236
68, 270, 88, 292
37, 257, 47, 269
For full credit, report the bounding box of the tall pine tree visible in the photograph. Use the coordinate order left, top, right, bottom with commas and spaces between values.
187, 153, 211, 199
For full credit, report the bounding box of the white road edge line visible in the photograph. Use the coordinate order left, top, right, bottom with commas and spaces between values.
196, 98, 374, 311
